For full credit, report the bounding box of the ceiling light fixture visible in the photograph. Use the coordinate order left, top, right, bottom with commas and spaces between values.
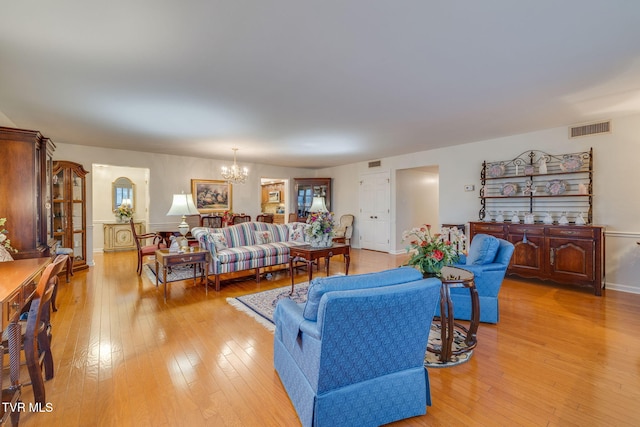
221, 148, 248, 184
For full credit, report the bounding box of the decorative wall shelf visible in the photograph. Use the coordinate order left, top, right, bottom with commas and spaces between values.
479, 148, 593, 225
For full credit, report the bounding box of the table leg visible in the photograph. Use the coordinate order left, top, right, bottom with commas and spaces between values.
155, 259, 159, 287
344, 250, 350, 275
163, 266, 168, 302
289, 258, 295, 294
325, 256, 331, 276
436, 284, 455, 363
307, 258, 313, 284
193, 263, 197, 286
466, 283, 480, 347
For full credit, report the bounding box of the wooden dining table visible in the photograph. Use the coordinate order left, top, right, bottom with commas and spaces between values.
0, 257, 51, 422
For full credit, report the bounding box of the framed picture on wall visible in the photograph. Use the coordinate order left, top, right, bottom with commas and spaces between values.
191, 179, 232, 213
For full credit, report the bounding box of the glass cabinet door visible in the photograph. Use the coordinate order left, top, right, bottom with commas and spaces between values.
52, 161, 89, 274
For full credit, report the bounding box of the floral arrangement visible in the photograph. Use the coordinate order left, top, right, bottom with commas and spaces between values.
221, 211, 234, 225
0, 217, 17, 253
114, 204, 134, 220
402, 224, 463, 276
305, 212, 335, 239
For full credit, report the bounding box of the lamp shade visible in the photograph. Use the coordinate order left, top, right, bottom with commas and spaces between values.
309, 196, 328, 213
166, 194, 199, 216
166, 193, 200, 236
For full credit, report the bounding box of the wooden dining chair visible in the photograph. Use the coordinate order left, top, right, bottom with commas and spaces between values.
130, 219, 166, 275
1, 254, 66, 408
256, 214, 274, 223
232, 214, 251, 225
201, 214, 223, 228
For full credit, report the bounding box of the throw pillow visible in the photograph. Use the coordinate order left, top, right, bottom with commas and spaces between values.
254, 230, 273, 245
287, 223, 307, 243
206, 232, 228, 251
466, 234, 500, 265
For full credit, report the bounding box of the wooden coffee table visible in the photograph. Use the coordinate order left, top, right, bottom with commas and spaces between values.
289, 243, 350, 293
154, 248, 210, 302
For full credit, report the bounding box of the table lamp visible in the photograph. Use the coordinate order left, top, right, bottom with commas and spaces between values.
166, 193, 200, 237
309, 196, 328, 213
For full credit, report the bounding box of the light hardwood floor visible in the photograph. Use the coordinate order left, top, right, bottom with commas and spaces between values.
14, 249, 640, 426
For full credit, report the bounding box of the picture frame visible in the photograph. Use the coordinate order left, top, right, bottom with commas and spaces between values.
191, 179, 232, 213
268, 191, 280, 203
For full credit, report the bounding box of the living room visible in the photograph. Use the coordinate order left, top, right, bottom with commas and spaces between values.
2, 2, 640, 426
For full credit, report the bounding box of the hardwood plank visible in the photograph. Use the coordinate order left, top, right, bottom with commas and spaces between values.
14, 249, 640, 426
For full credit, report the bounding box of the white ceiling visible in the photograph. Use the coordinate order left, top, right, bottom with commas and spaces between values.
2, 1, 640, 169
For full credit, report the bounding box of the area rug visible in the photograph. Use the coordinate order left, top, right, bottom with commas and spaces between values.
227, 283, 473, 368
143, 263, 199, 284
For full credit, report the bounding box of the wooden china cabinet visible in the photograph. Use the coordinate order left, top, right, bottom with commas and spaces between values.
293, 178, 332, 221
0, 127, 56, 259
52, 161, 89, 273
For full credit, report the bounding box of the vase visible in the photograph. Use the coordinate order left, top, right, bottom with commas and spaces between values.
310, 234, 333, 248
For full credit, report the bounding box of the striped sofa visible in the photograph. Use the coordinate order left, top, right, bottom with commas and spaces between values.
191, 222, 309, 291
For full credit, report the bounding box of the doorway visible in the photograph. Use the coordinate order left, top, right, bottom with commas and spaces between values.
92, 164, 150, 251
260, 177, 289, 223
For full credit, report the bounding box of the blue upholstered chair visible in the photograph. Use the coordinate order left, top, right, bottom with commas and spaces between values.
273, 267, 441, 427
441, 234, 515, 324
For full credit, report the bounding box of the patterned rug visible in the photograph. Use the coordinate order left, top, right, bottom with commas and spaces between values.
143, 263, 200, 283
227, 283, 473, 368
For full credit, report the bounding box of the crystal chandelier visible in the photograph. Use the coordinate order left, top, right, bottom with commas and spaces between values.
221, 148, 249, 184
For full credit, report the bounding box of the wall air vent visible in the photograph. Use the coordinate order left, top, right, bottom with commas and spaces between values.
569, 120, 611, 138
368, 160, 382, 168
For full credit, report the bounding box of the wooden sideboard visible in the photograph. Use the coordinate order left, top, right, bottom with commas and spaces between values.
104, 221, 145, 252
469, 222, 605, 295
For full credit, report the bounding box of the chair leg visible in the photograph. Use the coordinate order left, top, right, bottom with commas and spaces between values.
38, 328, 54, 381
24, 328, 46, 405
66, 255, 74, 282
137, 253, 143, 275
51, 276, 59, 312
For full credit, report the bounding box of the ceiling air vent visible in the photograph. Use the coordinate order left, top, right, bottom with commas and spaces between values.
569, 120, 611, 138
368, 160, 381, 168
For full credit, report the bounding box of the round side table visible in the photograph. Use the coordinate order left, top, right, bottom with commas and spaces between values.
427, 266, 479, 363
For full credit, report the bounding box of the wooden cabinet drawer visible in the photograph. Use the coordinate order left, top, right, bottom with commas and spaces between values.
164, 253, 207, 266
509, 224, 545, 235
471, 223, 507, 234
547, 227, 595, 239
5, 289, 22, 325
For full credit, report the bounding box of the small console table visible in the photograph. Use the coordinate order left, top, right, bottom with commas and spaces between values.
154, 248, 210, 302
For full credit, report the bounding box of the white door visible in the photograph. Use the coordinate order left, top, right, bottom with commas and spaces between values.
359, 172, 390, 252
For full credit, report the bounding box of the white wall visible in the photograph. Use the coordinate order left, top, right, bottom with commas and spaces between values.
52, 144, 316, 265
51, 112, 640, 293
318, 113, 640, 294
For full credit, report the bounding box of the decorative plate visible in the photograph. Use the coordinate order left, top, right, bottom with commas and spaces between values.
545, 179, 567, 195
487, 163, 505, 178
560, 155, 583, 172
500, 182, 518, 197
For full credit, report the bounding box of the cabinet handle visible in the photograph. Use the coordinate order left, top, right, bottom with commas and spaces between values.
11, 302, 20, 310
550, 248, 555, 266
558, 230, 576, 235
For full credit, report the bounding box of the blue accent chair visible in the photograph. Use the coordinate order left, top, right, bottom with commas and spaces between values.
440, 234, 515, 324
273, 267, 442, 427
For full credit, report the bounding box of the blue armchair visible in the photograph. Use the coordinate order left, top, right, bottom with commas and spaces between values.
274, 267, 441, 427
439, 234, 515, 324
